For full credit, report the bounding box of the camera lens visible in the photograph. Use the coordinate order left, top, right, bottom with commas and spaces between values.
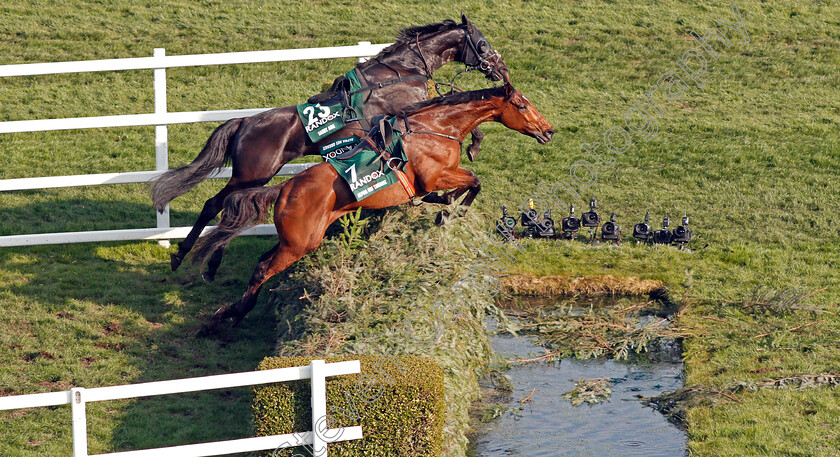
633, 223, 650, 237
581, 211, 600, 228
672, 225, 691, 244
521, 209, 539, 227
537, 215, 556, 239
563, 216, 581, 232
602, 220, 621, 242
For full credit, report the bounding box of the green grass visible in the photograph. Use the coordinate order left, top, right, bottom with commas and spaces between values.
0, 240, 277, 455
1, 1, 839, 456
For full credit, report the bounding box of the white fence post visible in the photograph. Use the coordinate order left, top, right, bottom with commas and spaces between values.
71, 387, 89, 457
310, 359, 328, 457
153, 48, 171, 248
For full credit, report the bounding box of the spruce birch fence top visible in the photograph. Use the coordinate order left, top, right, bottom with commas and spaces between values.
0, 42, 389, 248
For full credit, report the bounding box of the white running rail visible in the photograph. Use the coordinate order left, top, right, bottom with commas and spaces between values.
0, 359, 362, 457
0, 43, 389, 247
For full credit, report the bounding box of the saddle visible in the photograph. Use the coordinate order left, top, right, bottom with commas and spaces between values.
319, 114, 400, 161
323, 115, 412, 202
371, 114, 396, 149
331, 115, 396, 160
297, 70, 368, 143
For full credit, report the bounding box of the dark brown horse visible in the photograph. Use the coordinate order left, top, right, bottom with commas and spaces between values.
191, 83, 553, 334
152, 15, 507, 272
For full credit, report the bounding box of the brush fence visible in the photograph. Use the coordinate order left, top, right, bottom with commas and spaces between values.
0, 359, 362, 457
0, 43, 389, 247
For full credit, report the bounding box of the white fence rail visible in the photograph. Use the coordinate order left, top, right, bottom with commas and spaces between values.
0, 43, 389, 248
0, 359, 362, 457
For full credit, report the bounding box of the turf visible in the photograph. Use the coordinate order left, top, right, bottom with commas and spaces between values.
0, 1, 839, 456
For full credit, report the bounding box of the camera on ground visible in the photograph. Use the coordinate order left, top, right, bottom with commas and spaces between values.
561, 204, 581, 240
601, 212, 621, 243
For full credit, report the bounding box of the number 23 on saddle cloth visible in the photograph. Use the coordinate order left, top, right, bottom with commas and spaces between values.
319, 116, 415, 202
297, 69, 366, 143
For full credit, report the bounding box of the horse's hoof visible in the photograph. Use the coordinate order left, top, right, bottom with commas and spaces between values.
217, 306, 245, 327
202, 270, 216, 282
467, 147, 479, 162
435, 210, 450, 226
170, 253, 183, 271
196, 307, 228, 337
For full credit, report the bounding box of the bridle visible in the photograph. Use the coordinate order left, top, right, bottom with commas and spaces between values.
394, 24, 503, 96
431, 25, 505, 96
458, 26, 500, 75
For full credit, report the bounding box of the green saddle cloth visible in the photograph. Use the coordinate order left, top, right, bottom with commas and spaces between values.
297, 69, 365, 143
323, 117, 407, 202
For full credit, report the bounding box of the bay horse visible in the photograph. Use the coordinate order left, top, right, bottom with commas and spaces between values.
191, 83, 554, 334
151, 14, 508, 272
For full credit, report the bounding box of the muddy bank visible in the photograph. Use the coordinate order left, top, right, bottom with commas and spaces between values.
500, 273, 665, 297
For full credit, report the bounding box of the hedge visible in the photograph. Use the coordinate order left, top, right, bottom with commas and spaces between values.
259, 206, 511, 457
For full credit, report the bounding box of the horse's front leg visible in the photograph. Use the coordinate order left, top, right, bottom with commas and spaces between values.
420, 186, 470, 205
426, 167, 482, 226
465, 127, 484, 162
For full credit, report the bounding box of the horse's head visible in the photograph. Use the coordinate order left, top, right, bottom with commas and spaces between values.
458, 13, 508, 82
498, 84, 554, 144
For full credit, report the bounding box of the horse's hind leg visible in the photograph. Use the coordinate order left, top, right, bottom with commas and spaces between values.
171, 179, 270, 271
198, 243, 279, 335
202, 247, 225, 282
199, 239, 309, 335
170, 186, 232, 271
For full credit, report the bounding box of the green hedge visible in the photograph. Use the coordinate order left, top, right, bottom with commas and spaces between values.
262, 207, 511, 457
253, 354, 445, 457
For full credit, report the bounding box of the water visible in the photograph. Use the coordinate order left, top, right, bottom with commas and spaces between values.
468, 331, 687, 457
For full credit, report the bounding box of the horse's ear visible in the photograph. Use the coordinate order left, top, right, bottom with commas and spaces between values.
504, 82, 513, 99
461, 12, 472, 29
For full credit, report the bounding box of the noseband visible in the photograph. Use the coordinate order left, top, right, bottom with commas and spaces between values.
459, 27, 502, 75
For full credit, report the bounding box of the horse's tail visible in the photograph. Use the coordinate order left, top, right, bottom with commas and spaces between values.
150, 118, 243, 212
191, 184, 284, 267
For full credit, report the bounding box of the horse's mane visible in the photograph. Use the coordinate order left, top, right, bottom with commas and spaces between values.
376, 19, 459, 56
399, 85, 507, 116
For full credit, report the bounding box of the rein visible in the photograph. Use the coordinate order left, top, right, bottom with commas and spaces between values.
399, 114, 463, 146
415, 33, 434, 79
352, 60, 428, 95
